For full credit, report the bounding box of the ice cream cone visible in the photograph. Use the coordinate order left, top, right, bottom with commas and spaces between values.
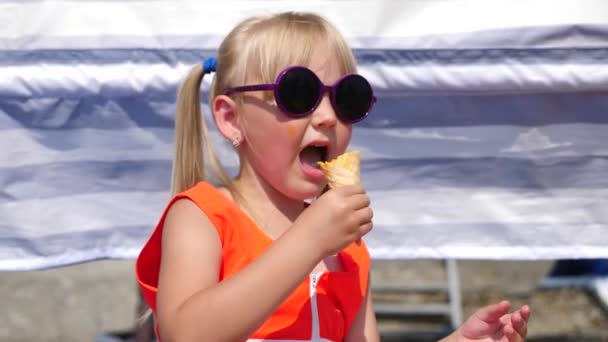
318, 150, 363, 245
317, 150, 361, 188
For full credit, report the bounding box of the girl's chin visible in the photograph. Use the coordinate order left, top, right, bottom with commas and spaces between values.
286, 181, 326, 201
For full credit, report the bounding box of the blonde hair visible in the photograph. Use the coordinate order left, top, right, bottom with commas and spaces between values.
170, 11, 357, 196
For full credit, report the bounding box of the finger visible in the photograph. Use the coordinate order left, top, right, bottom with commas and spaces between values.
510, 311, 521, 332
334, 184, 365, 196
475, 300, 511, 323
519, 305, 531, 322
503, 324, 524, 342
512, 309, 528, 337
353, 207, 374, 225
351, 222, 372, 246
348, 193, 371, 210
360, 221, 373, 232
358, 221, 373, 237
503, 325, 513, 342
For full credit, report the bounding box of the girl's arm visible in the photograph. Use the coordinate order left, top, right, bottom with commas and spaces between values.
155, 199, 322, 342
344, 274, 380, 342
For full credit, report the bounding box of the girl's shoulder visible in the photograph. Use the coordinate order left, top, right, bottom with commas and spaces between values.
175, 181, 258, 239
178, 181, 234, 215
136, 181, 240, 312
170, 181, 247, 224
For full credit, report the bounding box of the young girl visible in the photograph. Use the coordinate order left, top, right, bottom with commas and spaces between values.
136, 12, 530, 342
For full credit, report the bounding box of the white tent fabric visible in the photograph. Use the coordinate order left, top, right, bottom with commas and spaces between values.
1, 0, 607, 270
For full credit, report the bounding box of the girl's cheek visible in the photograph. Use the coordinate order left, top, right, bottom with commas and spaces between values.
287, 124, 298, 142
341, 127, 353, 147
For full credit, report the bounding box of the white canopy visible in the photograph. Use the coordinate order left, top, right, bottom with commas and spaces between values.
1, 0, 607, 270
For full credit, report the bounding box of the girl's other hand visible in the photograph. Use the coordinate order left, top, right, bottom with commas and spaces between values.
447, 301, 531, 342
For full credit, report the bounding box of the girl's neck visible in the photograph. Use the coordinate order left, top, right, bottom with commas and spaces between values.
231, 166, 306, 239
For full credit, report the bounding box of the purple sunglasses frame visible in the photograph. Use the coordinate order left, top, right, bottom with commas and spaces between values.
223, 66, 376, 124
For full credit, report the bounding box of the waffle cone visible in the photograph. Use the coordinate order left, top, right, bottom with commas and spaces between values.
317, 150, 361, 188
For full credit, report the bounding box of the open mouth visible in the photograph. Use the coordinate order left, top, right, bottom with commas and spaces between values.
299, 144, 328, 169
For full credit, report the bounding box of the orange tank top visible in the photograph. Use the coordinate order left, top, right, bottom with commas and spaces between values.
136, 182, 370, 341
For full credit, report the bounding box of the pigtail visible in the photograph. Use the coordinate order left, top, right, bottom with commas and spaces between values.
137, 64, 216, 334
171, 65, 206, 194
171, 63, 237, 196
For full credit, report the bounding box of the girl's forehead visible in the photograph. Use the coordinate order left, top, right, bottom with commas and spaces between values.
246, 55, 343, 84
308, 51, 338, 71
306, 53, 342, 82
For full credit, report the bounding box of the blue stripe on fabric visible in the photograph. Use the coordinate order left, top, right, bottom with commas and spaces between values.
5, 93, 608, 130
356, 47, 608, 66
360, 92, 608, 128
1, 47, 608, 66
360, 156, 608, 190
1, 156, 606, 203
0, 98, 176, 130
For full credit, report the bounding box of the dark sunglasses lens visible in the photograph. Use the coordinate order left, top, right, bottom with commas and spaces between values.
334, 75, 373, 122
276, 68, 320, 116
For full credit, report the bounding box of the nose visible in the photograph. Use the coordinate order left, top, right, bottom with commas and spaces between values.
310, 93, 337, 129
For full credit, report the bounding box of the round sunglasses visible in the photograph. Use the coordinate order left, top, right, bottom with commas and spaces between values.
224, 66, 376, 124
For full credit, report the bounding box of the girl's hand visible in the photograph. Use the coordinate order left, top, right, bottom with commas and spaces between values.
448, 301, 531, 342
294, 184, 373, 257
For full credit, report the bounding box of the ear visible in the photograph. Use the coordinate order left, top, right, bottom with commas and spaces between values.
211, 95, 241, 144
